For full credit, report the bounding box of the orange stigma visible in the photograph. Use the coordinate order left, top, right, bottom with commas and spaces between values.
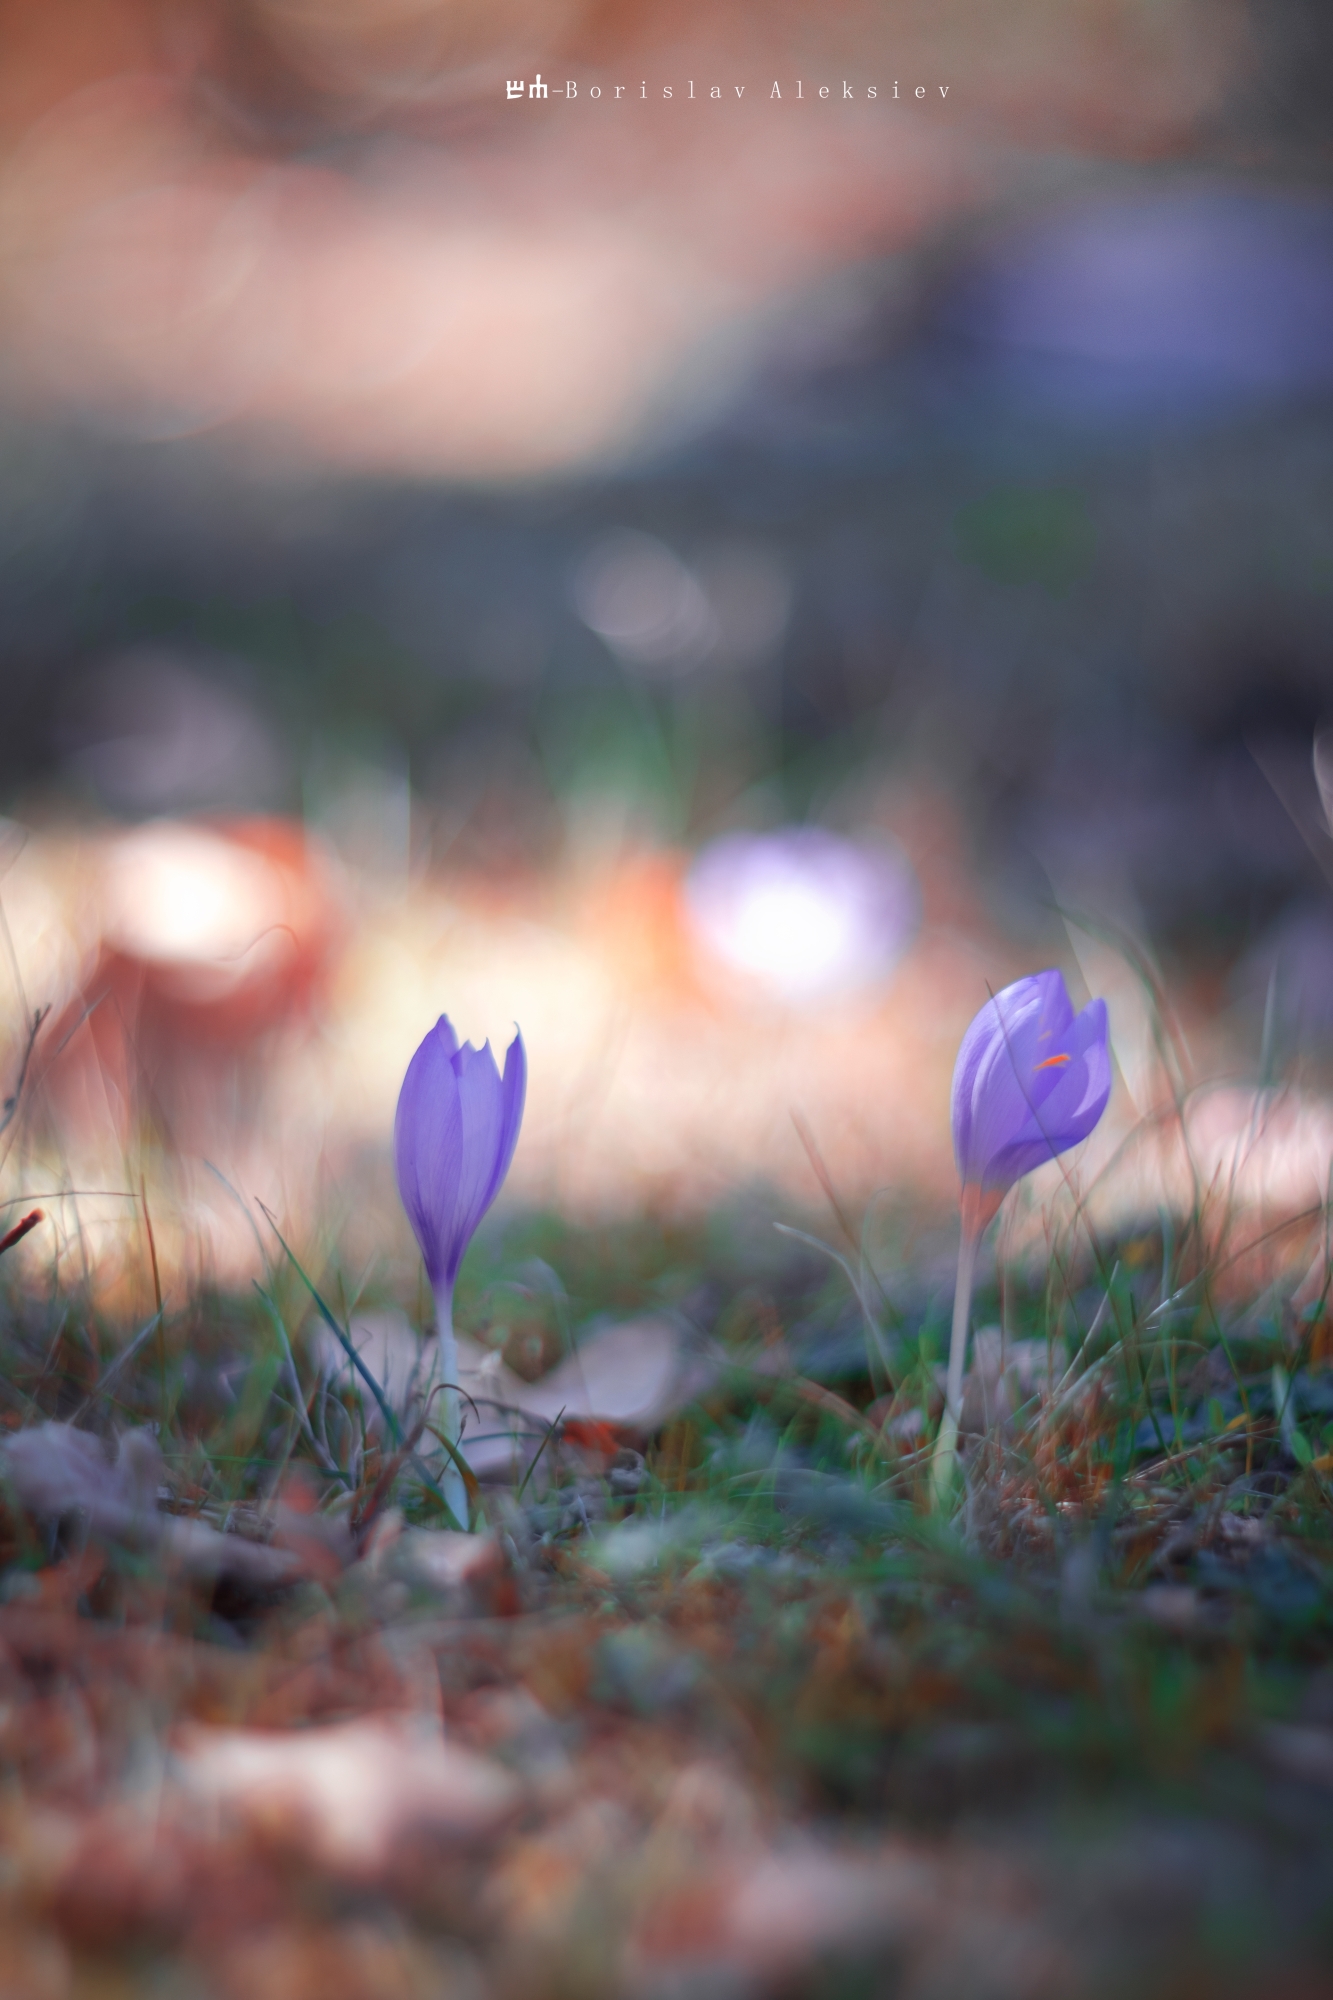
1034, 1053, 1071, 1070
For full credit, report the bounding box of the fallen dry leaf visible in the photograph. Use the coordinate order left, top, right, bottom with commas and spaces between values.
209, 1920, 455, 2000
323, 1312, 713, 1482
457, 1317, 715, 1480
32, 1806, 279, 1953
172, 1714, 521, 1876
0, 1423, 306, 1590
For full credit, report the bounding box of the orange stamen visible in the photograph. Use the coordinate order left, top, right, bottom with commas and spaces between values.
1034, 1053, 1071, 1070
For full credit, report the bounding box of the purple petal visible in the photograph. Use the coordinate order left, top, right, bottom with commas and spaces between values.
952, 973, 1108, 1192
390, 1021, 528, 1288
951, 971, 1070, 1183
981, 1033, 1110, 1184
394, 1016, 464, 1284
445, 1038, 507, 1281
442, 1030, 528, 1281
494, 1028, 527, 1197
1011, 997, 1111, 1158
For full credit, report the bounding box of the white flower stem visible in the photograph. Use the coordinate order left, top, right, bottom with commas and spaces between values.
432, 1278, 468, 1529
945, 1222, 982, 1425
932, 1184, 1001, 1506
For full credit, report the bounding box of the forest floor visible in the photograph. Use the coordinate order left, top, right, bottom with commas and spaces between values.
0, 1188, 1331, 2000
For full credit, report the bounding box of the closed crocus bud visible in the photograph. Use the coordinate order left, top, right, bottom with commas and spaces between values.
395, 1017, 526, 1290
395, 1016, 526, 1523
938, 970, 1110, 1483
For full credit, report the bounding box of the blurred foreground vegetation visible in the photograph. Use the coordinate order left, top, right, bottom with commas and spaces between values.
0, 1176, 1330, 1997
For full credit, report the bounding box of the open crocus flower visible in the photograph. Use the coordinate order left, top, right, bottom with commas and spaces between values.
952, 970, 1110, 1201
395, 1016, 526, 1523
939, 971, 1110, 1476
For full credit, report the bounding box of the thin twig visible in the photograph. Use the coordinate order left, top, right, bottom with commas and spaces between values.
0, 1209, 43, 1258
791, 1109, 861, 1255
0, 1004, 50, 1141
70, 1311, 164, 1423
773, 1223, 896, 1384
352, 1411, 430, 1535
517, 1406, 567, 1500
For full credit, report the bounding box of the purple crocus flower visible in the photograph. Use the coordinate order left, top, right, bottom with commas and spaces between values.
938, 970, 1110, 1477
395, 1016, 525, 1523
395, 1016, 526, 1288
951, 970, 1110, 1197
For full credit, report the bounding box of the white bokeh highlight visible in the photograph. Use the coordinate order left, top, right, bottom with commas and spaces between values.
684, 827, 920, 1006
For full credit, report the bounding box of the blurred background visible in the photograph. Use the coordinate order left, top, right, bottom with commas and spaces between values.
2, 0, 1333, 1295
